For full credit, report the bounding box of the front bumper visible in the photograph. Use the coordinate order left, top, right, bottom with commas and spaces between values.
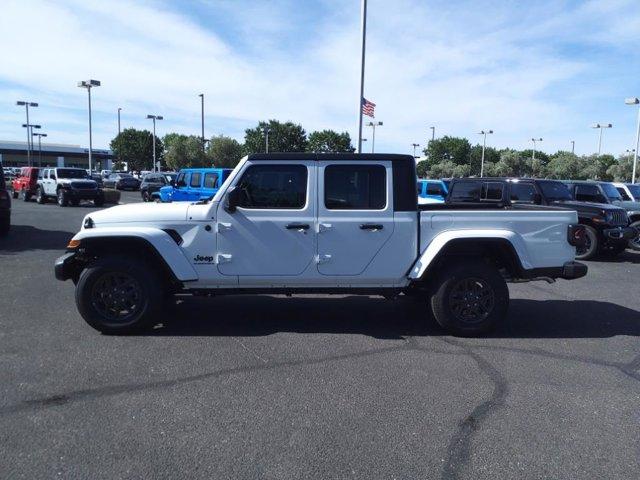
54, 252, 77, 281
602, 226, 636, 242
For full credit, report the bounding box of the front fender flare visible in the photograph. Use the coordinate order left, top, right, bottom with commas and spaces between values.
408, 229, 532, 280
72, 227, 198, 281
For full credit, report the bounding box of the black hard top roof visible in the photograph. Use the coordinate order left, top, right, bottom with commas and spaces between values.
247, 152, 415, 165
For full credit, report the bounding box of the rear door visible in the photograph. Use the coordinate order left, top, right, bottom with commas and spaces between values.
317, 161, 393, 275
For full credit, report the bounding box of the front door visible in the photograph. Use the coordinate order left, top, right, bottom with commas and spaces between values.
216, 161, 316, 280
317, 161, 394, 276
172, 172, 191, 201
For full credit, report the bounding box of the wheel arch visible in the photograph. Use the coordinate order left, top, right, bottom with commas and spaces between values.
409, 234, 529, 283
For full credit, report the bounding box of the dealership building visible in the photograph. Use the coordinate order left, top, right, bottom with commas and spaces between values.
0, 140, 113, 170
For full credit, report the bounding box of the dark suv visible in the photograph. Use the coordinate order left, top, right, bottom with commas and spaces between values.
446, 178, 634, 259
564, 181, 640, 251
0, 165, 11, 236
139, 172, 176, 202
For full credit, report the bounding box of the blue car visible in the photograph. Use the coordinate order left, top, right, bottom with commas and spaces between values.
154, 167, 232, 202
417, 179, 448, 203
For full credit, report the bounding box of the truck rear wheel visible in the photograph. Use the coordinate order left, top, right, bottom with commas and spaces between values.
75, 256, 162, 334
36, 186, 46, 204
430, 259, 508, 336
57, 189, 69, 207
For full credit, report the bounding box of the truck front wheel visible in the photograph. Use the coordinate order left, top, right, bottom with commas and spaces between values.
75, 256, 162, 334
430, 259, 508, 336
574, 225, 598, 260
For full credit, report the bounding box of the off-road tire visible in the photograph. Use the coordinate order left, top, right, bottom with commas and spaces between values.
36, 186, 46, 204
12, 190, 18, 199
57, 189, 69, 207
430, 259, 509, 336
142, 191, 150, 202
628, 221, 640, 252
75, 256, 162, 334
22, 189, 31, 202
575, 225, 598, 260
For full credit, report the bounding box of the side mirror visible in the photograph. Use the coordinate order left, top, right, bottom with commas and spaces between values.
225, 186, 241, 213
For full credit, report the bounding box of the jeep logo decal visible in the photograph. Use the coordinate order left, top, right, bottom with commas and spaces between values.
193, 254, 214, 264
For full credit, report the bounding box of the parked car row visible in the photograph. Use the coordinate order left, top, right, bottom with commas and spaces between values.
141, 167, 232, 203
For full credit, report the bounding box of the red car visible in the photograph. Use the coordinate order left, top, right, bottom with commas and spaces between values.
11, 167, 40, 201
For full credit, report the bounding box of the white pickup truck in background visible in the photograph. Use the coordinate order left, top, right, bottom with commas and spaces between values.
55, 153, 587, 335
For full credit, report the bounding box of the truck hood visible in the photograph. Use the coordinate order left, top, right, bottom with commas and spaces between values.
85, 201, 190, 226
550, 200, 623, 213
610, 200, 640, 213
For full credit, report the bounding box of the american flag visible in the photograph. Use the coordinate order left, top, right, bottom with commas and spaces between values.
361, 97, 376, 118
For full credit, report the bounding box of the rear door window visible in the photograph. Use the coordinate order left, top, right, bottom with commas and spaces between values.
204, 173, 218, 189
190, 172, 202, 188
324, 164, 386, 210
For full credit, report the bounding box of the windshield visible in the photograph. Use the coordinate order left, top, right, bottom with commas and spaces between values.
600, 182, 622, 201
58, 169, 88, 179
537, 180, 572, 201
626, 184, 640, 199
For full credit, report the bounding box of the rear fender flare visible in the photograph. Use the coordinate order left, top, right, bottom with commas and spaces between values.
409, 229, 531, 280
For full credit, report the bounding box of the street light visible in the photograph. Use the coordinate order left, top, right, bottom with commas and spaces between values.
411, 143, 420, 159
531, 138, 543, 161
199, 94, 205, 157
429, 126, 435, 144
625, 97, 640, 183
366, 121, 383, 153
147, 114, 163, 172
263, 126, 271, 153
571, 140, 575, 154
16, 101, 38, 166
478, 130, 493, 177
117, 107, 122, 136
77, 79, 101, 173
591, 123, 612, 156
32, 132, 47, 167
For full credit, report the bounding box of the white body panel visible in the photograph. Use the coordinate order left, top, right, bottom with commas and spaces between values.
73, 156, 579, 290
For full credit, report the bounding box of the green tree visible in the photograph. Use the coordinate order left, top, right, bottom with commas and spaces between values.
423, 136, 471, 169
606, 153, 635, 182
164, 134, 207, 170
307, 130, 355, 153
545, 152, 583, 179
580, 154, 616, 181
484, 149, 532, 177
469, 145, 499, 177
207, 135, 245, 168
244, 120, 308, 154
110, 128, 163, 172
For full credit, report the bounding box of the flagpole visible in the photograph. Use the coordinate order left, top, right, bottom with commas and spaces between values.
357, 0, 367, 154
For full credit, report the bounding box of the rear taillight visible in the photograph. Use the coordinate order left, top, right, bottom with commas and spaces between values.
567, 224, 586, 247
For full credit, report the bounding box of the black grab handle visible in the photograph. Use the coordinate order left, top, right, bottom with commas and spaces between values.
286, 223, 310, 230
360, 224, 383, 230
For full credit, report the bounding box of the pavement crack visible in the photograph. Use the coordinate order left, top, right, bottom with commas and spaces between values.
0, 344, 408, 417
437, 338, 508, 480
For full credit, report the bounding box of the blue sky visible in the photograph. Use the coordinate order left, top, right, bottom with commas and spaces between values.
1, 0, 639, 156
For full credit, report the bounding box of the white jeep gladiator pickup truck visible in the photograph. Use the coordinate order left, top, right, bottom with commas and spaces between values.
55, 153, 587, 335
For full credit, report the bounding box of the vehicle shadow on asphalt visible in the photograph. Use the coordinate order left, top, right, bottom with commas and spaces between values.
147, 296, 640, 339
589, 251, 640, 264
0, 225, 72, 253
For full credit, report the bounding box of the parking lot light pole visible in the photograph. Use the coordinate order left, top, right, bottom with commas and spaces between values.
32, 132, 47, 167
412, 143, 420, 158
22, 124, 41, 166
478, 130, 493, 177
366, 121, 382, 153
571, 140, 575, 154
591, 123, 612, 156
263, 126, 270, 153
77, 80, 101, 173
625, 98, 640, 183
147, 115, 163, 172
199, 94, 205, 157
357, 0, 368, 153
16, 101, 38, 166
117, 107, 122, 136
531, 138, 543, 161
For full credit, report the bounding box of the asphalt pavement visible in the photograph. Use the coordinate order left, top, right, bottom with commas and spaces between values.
1, 191, 639, 480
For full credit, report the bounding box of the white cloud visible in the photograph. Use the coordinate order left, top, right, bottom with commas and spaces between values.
0, 0, 638, 156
